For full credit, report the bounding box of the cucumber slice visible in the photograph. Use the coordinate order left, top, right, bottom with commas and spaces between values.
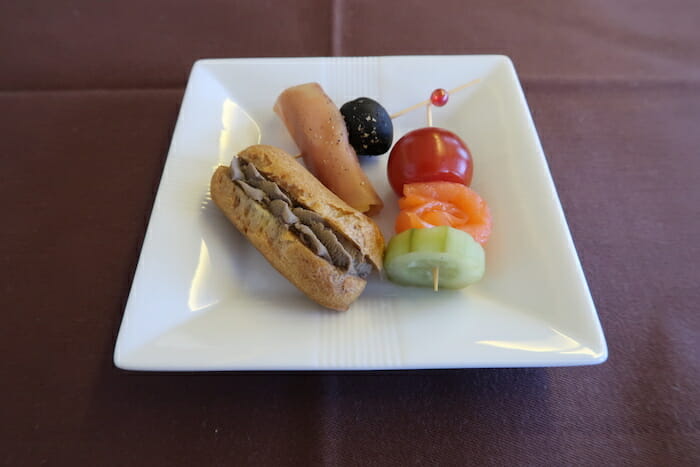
384, 227, 485, 289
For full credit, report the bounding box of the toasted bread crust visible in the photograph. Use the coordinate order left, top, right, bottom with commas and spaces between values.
210, 165, 368, 311
236, 145, 385, 270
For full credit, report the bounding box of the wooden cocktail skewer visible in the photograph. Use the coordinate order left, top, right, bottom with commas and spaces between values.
419, 85, 462, 291
427, 99, 438, 289
390, 99, 432, 120
389, 78, 480, 119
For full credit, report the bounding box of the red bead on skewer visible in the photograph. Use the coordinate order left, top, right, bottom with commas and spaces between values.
430, 88, 449, 107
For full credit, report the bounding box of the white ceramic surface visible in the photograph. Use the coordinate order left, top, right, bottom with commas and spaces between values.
113, 56, 607, 371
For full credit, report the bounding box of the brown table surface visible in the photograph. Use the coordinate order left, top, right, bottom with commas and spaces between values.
2, 1, 699, 465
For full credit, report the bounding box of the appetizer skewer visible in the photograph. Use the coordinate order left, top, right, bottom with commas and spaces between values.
383, 82, 490, 291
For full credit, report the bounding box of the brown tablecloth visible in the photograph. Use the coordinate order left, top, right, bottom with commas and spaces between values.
1, 1, 698, 465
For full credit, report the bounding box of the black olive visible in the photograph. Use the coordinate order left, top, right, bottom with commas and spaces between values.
340, 97, 393, 156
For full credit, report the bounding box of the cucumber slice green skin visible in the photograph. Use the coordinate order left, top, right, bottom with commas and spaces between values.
384, 226, 485, 289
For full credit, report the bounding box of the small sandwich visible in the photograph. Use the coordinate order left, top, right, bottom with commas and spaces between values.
210, 144, 385, 311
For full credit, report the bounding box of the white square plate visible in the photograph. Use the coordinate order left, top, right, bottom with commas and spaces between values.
114, 56, 607, 370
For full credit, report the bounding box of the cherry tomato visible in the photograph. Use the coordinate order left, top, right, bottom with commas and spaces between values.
387, 127, 473, 196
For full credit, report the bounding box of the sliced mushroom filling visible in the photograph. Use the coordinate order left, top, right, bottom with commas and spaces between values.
230, 157, 372, 278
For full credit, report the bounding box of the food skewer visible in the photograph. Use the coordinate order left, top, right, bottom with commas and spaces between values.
382, 78, 489, 292
425, 84, 460, 292
389, 79, 480, 120
392, 84, 470, 291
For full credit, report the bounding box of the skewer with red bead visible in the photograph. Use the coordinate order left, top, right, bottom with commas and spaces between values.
389, 78, 480, 123
388, 79, 479, 290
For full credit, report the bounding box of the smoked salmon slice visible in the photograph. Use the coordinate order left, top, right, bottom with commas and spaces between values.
395, 181, 492, 245
274, 83, 383, 216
